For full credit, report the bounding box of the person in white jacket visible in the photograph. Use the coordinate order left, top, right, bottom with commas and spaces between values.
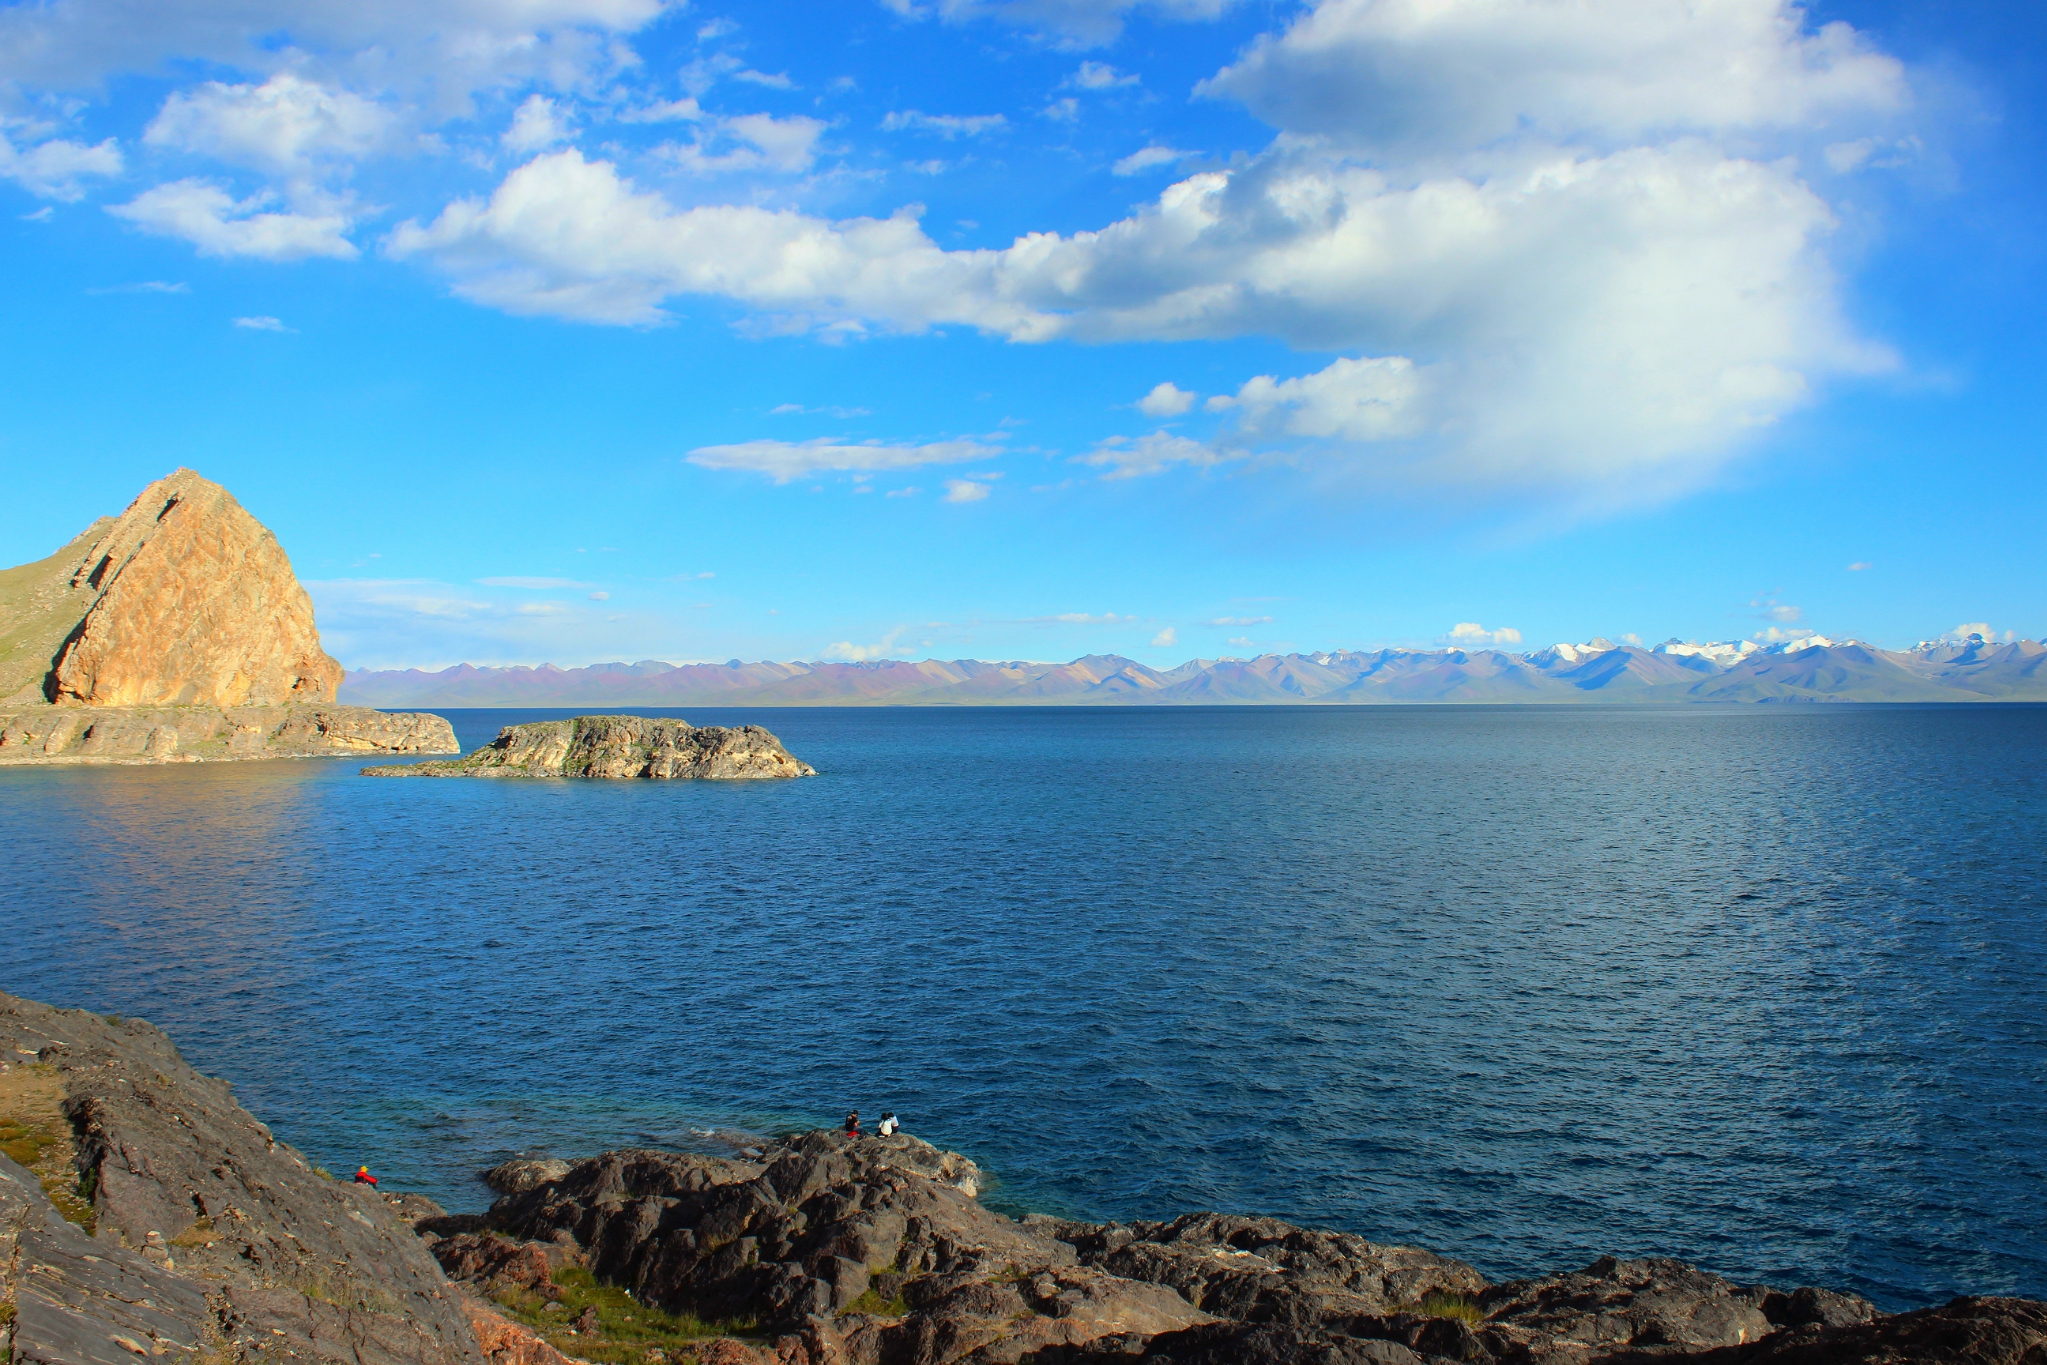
878, 1112, 899, 1136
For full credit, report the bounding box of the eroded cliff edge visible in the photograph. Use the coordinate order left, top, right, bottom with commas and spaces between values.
3, 991, 2042, 1365
0, 470, 455, 763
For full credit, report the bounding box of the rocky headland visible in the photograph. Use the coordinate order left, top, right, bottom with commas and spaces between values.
4, 991, 2042, 1365
362, 716, 815, 780
0, 471, 455, 764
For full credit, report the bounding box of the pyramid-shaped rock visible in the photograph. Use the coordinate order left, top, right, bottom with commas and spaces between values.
40, 468, 344, 707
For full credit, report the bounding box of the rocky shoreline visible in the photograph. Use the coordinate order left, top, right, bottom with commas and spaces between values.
0, 704, 457, 765
3, 992, 2042, 1365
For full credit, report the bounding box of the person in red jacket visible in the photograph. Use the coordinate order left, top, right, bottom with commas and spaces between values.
354, 1166, 378, 1186
844, 1111, 860, 1137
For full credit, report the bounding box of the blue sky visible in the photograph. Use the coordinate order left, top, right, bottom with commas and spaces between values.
1, 0, 2040, 669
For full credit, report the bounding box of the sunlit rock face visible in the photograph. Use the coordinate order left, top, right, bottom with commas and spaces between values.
44, 467, 344, 708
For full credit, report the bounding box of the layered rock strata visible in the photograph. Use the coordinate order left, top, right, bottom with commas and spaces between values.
3, 470, 342, 709
363, 715, 815, 779
0, 703, 456, 764
0, 992, 482, 1365
0, 470, 455, 763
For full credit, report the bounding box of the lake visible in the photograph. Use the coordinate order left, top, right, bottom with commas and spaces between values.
5, 703, 2044, 1310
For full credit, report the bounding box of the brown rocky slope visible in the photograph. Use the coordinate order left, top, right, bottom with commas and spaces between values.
0, 470, 454, 762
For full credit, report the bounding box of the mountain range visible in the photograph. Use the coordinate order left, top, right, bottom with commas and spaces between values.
337, 635, 2047, 707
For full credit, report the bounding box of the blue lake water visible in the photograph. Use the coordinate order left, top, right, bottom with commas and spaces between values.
5, 704, 2045, 1310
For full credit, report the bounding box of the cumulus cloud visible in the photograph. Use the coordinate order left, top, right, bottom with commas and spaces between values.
879, 0, 1236, 47
942, 478, 992, 502
1151, 626, 1177, 647
1750, 593, 1804, 624
503, 94, 574, 153
1068, 61, 1139, 90
1209, 615, 1272, 626
1942, 622, 1995, 643
232, 314, 292, 331
822, 627, 912, 661
1846, 561, 1872, 571
686, 436, 998, 482
341, 0, 1913, 511
881, 110, 1007, 138
110, 179, 357, 259
1111, 144, 1192, 176
1201, 0, 1907, 154
1441, 622, 1523, 646
147, 73, 395, 178
659, 113, 829, 175
0, 125, 122, 200
1079, 432, 1225, 479
1136, 381, 1197, 416
0, 0, 667, 112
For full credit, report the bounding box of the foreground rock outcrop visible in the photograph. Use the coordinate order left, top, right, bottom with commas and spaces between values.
363, 715, 815, 779
5, 990, 2044, 1365
0, 992, 482, 1365
0, 470, 455, 763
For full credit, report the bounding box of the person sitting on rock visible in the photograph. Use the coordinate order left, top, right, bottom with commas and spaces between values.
878, 1112, 898, 1136
353, 1165, 378, 1186
844, 1111, 860, 1137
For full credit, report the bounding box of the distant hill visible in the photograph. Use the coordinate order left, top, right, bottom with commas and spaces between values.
338, 636, 2047, 707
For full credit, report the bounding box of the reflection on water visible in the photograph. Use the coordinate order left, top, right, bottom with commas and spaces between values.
5, 704, 2045, 1310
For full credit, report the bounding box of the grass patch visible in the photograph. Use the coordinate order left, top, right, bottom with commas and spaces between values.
313, 1166, 334, 1181
172, 1216, 220, 1248
0, 1116, 95, 1234
839, 1288, 909, 1319
1398, 1291, 1484, 1323
491, 1265, 760, 1365
1, 1302, 16, 1329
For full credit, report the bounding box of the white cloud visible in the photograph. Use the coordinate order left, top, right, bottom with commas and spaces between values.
942, 478, 991, 502
1079, 432, 1225, 479
233, 314, 292, 331
0, 125, 122, 200
656, 113, 828, 175
686, 436, 997, 482
1942, 622, 1994, 644
1136, 381, 1196, 416
1068, 61, 1138, 90
1028, 612, 1132, 624
147, 74, 395, 178
1224, 355, 1424, 441
1151, 626, 1177, 647
1846, 561, 1872, 571
881, 110, 1007, 138
1209, 615, 1272, 626
88, 280, 189, 294
822, 627, 911, 661
20, 206, 54, 221
588, 590, 610, 600
375, 0, 1908, 509
1441, 622, 1522, 646
885, 486, 921, 497
733, 69, 795, 90
878, 0, 1236, 48
1201, 0, 1907, 154
110, 179, 357, 259
1227, 636, 1254, 648
1750, 593, 1804, 624
1111, 144, 1191, 176
503, 94, 574, 153
0, 0, 668, 113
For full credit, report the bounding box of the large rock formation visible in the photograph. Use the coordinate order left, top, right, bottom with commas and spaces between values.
0, 992, 483, 1365
6, 469, 342, 708
364, 715, 815, 779
0, 470, 455, 762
